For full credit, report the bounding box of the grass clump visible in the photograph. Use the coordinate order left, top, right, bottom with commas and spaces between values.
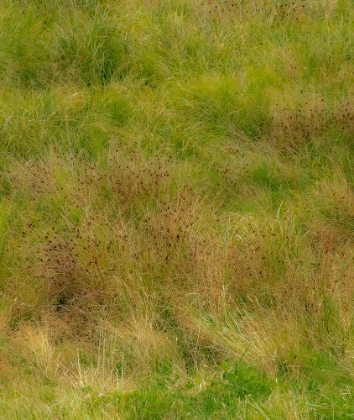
1, 0, 354, 418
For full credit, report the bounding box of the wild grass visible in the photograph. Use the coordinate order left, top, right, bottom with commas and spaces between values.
1, 0, 354, 418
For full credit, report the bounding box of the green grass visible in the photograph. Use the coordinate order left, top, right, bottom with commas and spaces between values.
1, 0, 354, 418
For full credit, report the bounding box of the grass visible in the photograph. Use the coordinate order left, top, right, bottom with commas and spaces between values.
1, 0, 354, 418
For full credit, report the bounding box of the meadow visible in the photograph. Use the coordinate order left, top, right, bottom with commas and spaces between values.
1, 0, 354, 418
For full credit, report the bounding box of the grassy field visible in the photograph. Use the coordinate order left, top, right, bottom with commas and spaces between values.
1, 0, 354, 418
